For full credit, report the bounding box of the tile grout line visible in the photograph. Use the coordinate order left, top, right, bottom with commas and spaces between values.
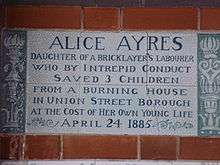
120, 7, 123, 31
176, 136, 180, 160
60, 135, 63, 160
137, 136, 141, 160
81, 6, 84, 30
118, 8, 121, 30
22, 134, 26, 160
197, 7, 201, 30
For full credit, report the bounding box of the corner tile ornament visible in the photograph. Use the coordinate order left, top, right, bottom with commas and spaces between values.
198, 34, 220, 135
0, 30, 27, 133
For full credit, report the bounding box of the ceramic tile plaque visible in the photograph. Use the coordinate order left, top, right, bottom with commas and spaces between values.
0, 29, 220, 136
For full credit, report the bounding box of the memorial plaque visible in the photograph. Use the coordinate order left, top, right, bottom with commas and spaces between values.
0, 29, 220, 136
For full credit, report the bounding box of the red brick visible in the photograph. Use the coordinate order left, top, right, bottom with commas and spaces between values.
6, 5, 81, 28
0, 5, 5, 27
63, 135, 137, 159
84, 7, 119, 30
201, 8, 220, 29
141, 136, 177, 160
123, 8, 197, 29
180, 137, 220, 160
25, 135, 60, 160
0, 135, 23, 160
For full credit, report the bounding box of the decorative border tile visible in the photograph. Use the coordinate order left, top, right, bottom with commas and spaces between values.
0, 30, 27, 133
197, 34, 220, 136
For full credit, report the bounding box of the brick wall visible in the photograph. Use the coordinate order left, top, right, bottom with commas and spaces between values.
1, 4, 220, 161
